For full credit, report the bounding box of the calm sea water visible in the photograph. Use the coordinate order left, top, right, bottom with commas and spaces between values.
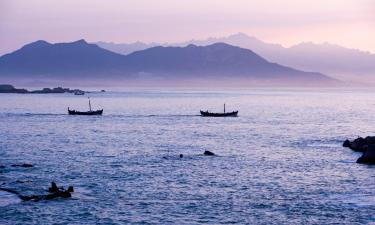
0, 89, 374, 224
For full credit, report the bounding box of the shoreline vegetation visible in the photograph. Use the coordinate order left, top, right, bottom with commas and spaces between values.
0, 84, 86, 94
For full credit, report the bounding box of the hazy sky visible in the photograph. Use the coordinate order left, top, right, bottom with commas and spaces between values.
0, 0, 374, 55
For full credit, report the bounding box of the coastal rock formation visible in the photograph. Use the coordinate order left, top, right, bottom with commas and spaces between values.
343, 136, 375, 164
0, 84, 85, 94
0, 84, 28, 93
356, 144, 375, 164
343, 137, 368, 152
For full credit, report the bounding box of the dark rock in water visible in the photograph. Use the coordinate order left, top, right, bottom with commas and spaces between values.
365, 136, 375, 144
11, 163, 34, 168
2, 182, 74, 202
357, 144, 375, 164
48, 182, 59, 193
179, 154, 183, 158
343, 139, 350, 147
0, 84, 28, 93
204, 151, 215, 156
343, 137, 368, 152
67, 186, 74, 193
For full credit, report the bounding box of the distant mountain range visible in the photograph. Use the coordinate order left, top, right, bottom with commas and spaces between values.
0, 39, 339, 87
96, 33, 375, 84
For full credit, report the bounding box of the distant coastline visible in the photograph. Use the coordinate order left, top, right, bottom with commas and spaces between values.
0, 84, 86, 94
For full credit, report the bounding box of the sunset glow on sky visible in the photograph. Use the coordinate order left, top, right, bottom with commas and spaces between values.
0, 0, 374, 54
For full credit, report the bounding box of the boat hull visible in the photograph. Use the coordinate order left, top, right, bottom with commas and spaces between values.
68, 109, 103, 115
200, 110, 238, 117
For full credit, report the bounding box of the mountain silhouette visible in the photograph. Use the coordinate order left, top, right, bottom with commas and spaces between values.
97, 33, 375, 84
0, 40, 339, 86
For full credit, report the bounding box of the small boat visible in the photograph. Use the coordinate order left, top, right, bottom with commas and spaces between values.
200, 104, 238, 117
68, 97, 103, 115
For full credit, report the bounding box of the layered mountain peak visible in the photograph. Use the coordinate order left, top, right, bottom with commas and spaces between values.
21, 40, 51, 50
0, 39, 339, 86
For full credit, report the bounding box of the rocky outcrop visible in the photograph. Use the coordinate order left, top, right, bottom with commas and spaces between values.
203, 151, 215, 156
0, 84, 28, 93
0, 182, 74, 202
0, 84, 85, 94
356, 144, 375, 164
343, 136, 375, 164
343, 137, 368, 152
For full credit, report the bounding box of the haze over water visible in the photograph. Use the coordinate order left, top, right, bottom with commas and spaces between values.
0, 89, 374, 224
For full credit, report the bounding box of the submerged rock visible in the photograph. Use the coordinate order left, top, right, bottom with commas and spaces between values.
204, 151, 215, 156
11, 164, 33, 168
357, 144, 375, 164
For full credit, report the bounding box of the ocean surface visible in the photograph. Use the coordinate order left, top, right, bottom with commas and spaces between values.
0, 89, 374, 225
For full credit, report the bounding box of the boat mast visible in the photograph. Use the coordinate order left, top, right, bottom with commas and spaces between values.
224, 103, 226, 113
88, 97, 92, 111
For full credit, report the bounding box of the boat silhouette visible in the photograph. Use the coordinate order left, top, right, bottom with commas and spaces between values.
200, 104, 238, 117
68, 97, 103, 115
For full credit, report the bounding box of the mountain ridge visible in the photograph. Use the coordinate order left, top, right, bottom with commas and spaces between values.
0, 39, 339, 87
95, 33, 375, 83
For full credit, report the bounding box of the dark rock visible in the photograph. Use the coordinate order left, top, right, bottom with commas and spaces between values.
19, 182, 74, 201
0, 84, 28, 93
357, 144, 375, 164
48, 182, 59, 193
179, 154, 183, 158
44, 191, 71, 200
67, 186, 74, 193
344, 137, 368, 152
364, 136, 375, 144
11, 163, 34, 168
204, 150, 215, 156
343, 139, 350, 147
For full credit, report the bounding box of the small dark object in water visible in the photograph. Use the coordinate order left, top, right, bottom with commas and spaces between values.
24, 182, 74, 201
68, 97, 103, 115
200, 103, 238, 117
204, 151, 215, 156
11, 163, 33, 168
49, 182, 59, 193
67, 186, 74, 192
357, 144, 375, 164
68, 108, 103, 115
179, 154, 183, 158
200, 110, 238, 117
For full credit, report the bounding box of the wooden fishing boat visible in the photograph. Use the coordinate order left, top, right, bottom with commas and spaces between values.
200, 104, 238, 117
68, 97, 103, 115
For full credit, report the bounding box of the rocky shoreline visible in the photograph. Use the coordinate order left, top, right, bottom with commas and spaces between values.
0, 84, 85, 94
343, 136, 375, 164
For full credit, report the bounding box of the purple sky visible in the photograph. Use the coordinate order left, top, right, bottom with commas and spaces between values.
0, 0, 374, 55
